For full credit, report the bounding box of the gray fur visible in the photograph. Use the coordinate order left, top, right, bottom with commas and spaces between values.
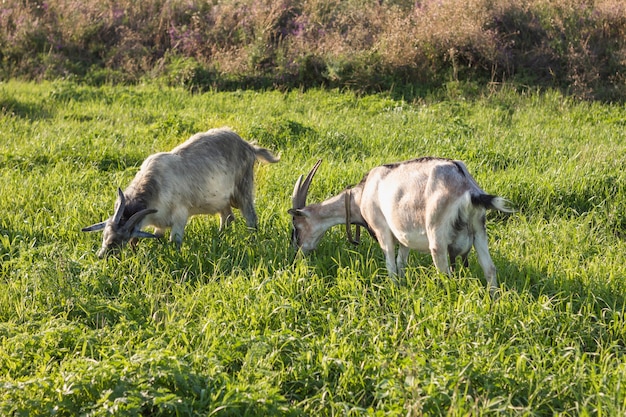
83, 127, 279, 257
290, 158, 514, 296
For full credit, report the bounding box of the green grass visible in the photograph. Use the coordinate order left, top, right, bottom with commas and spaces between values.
1, 79, 626, 416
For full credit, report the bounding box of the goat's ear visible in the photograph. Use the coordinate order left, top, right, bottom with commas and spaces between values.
288, 208, 308, 218
82, 221, 107, 232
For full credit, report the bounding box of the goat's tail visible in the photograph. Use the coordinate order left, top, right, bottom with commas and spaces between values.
471, 193, 516, 213
253, 146, 280, 164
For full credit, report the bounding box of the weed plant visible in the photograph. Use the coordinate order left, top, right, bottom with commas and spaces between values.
1, 80, 626, 415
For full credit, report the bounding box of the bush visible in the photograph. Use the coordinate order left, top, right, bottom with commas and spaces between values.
1, 0, 625, 99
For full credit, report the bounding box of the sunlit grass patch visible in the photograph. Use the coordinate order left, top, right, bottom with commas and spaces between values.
1, 81, 625, 415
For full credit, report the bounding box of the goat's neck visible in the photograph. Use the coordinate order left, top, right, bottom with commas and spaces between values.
310, 187, 364, 228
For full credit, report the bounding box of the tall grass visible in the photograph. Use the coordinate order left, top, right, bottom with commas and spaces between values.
1, 80, 626, 415
1, 0, 626, 99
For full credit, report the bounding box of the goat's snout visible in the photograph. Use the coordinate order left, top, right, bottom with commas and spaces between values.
97, 239, 124, 258
97, 246, 111, 259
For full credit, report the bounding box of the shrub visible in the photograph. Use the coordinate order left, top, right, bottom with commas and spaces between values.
1, 0, 625, 98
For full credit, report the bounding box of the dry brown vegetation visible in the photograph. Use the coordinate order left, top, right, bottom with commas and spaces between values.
2, 0, 626, 99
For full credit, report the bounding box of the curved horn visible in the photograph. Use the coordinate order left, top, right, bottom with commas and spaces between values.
291, 175, 304, 209
124, 208, 158, 233
291, 159, 322, 209
112, 188, 126, 225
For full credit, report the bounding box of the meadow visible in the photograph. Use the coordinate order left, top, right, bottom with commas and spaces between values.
1, 79, 626, 415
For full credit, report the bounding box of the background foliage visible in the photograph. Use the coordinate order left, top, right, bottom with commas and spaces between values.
1, 0, 626, 99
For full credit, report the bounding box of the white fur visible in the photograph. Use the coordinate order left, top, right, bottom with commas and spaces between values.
290, 158, 514, 295
83, 127, 279, 257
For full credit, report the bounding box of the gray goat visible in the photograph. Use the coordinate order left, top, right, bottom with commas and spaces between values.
82, 127, 279, 257
289, 158, 513, 294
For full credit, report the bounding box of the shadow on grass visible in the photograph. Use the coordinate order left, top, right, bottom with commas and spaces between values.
292, 227, 626, 318
0, 96, 52, 120
496, 250, 626, 314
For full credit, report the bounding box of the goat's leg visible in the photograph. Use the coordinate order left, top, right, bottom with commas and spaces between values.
426, 228, 451, 277
170, 225, 185, 249
219, 207, 235, 230
473, 230, 498, 295
234, 171, 258, 229
429, 245, 450, 276
377, 231, 398, 277
424, 197, 453, 276
396, 245, 410, 278
448, 246, 469, 271
169, 211, 189, 249
238, 198, 258, 229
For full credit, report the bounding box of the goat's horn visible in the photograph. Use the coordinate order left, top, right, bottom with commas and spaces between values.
292, 159, 322, 209
124, 208, 158, 233
112, 188, 126, 225
291, 175, 304, 209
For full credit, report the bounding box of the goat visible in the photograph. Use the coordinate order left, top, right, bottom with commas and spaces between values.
82, 127, 279, 258
289, 158, 514, 295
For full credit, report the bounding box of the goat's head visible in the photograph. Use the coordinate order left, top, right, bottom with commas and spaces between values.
82, 188, 158, 258
288, 159, 326, 252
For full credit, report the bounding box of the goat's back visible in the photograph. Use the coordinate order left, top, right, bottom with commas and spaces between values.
360, 158, 499, 249
365, 157, 477, 205
172, 127, 258, 164
134, 128, 257, 194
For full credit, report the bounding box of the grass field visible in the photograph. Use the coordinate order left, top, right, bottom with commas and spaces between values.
1, 80, 626, 416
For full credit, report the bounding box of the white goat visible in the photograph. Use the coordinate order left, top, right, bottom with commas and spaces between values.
82, 127, 279, 257
289, 158, 514, 294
